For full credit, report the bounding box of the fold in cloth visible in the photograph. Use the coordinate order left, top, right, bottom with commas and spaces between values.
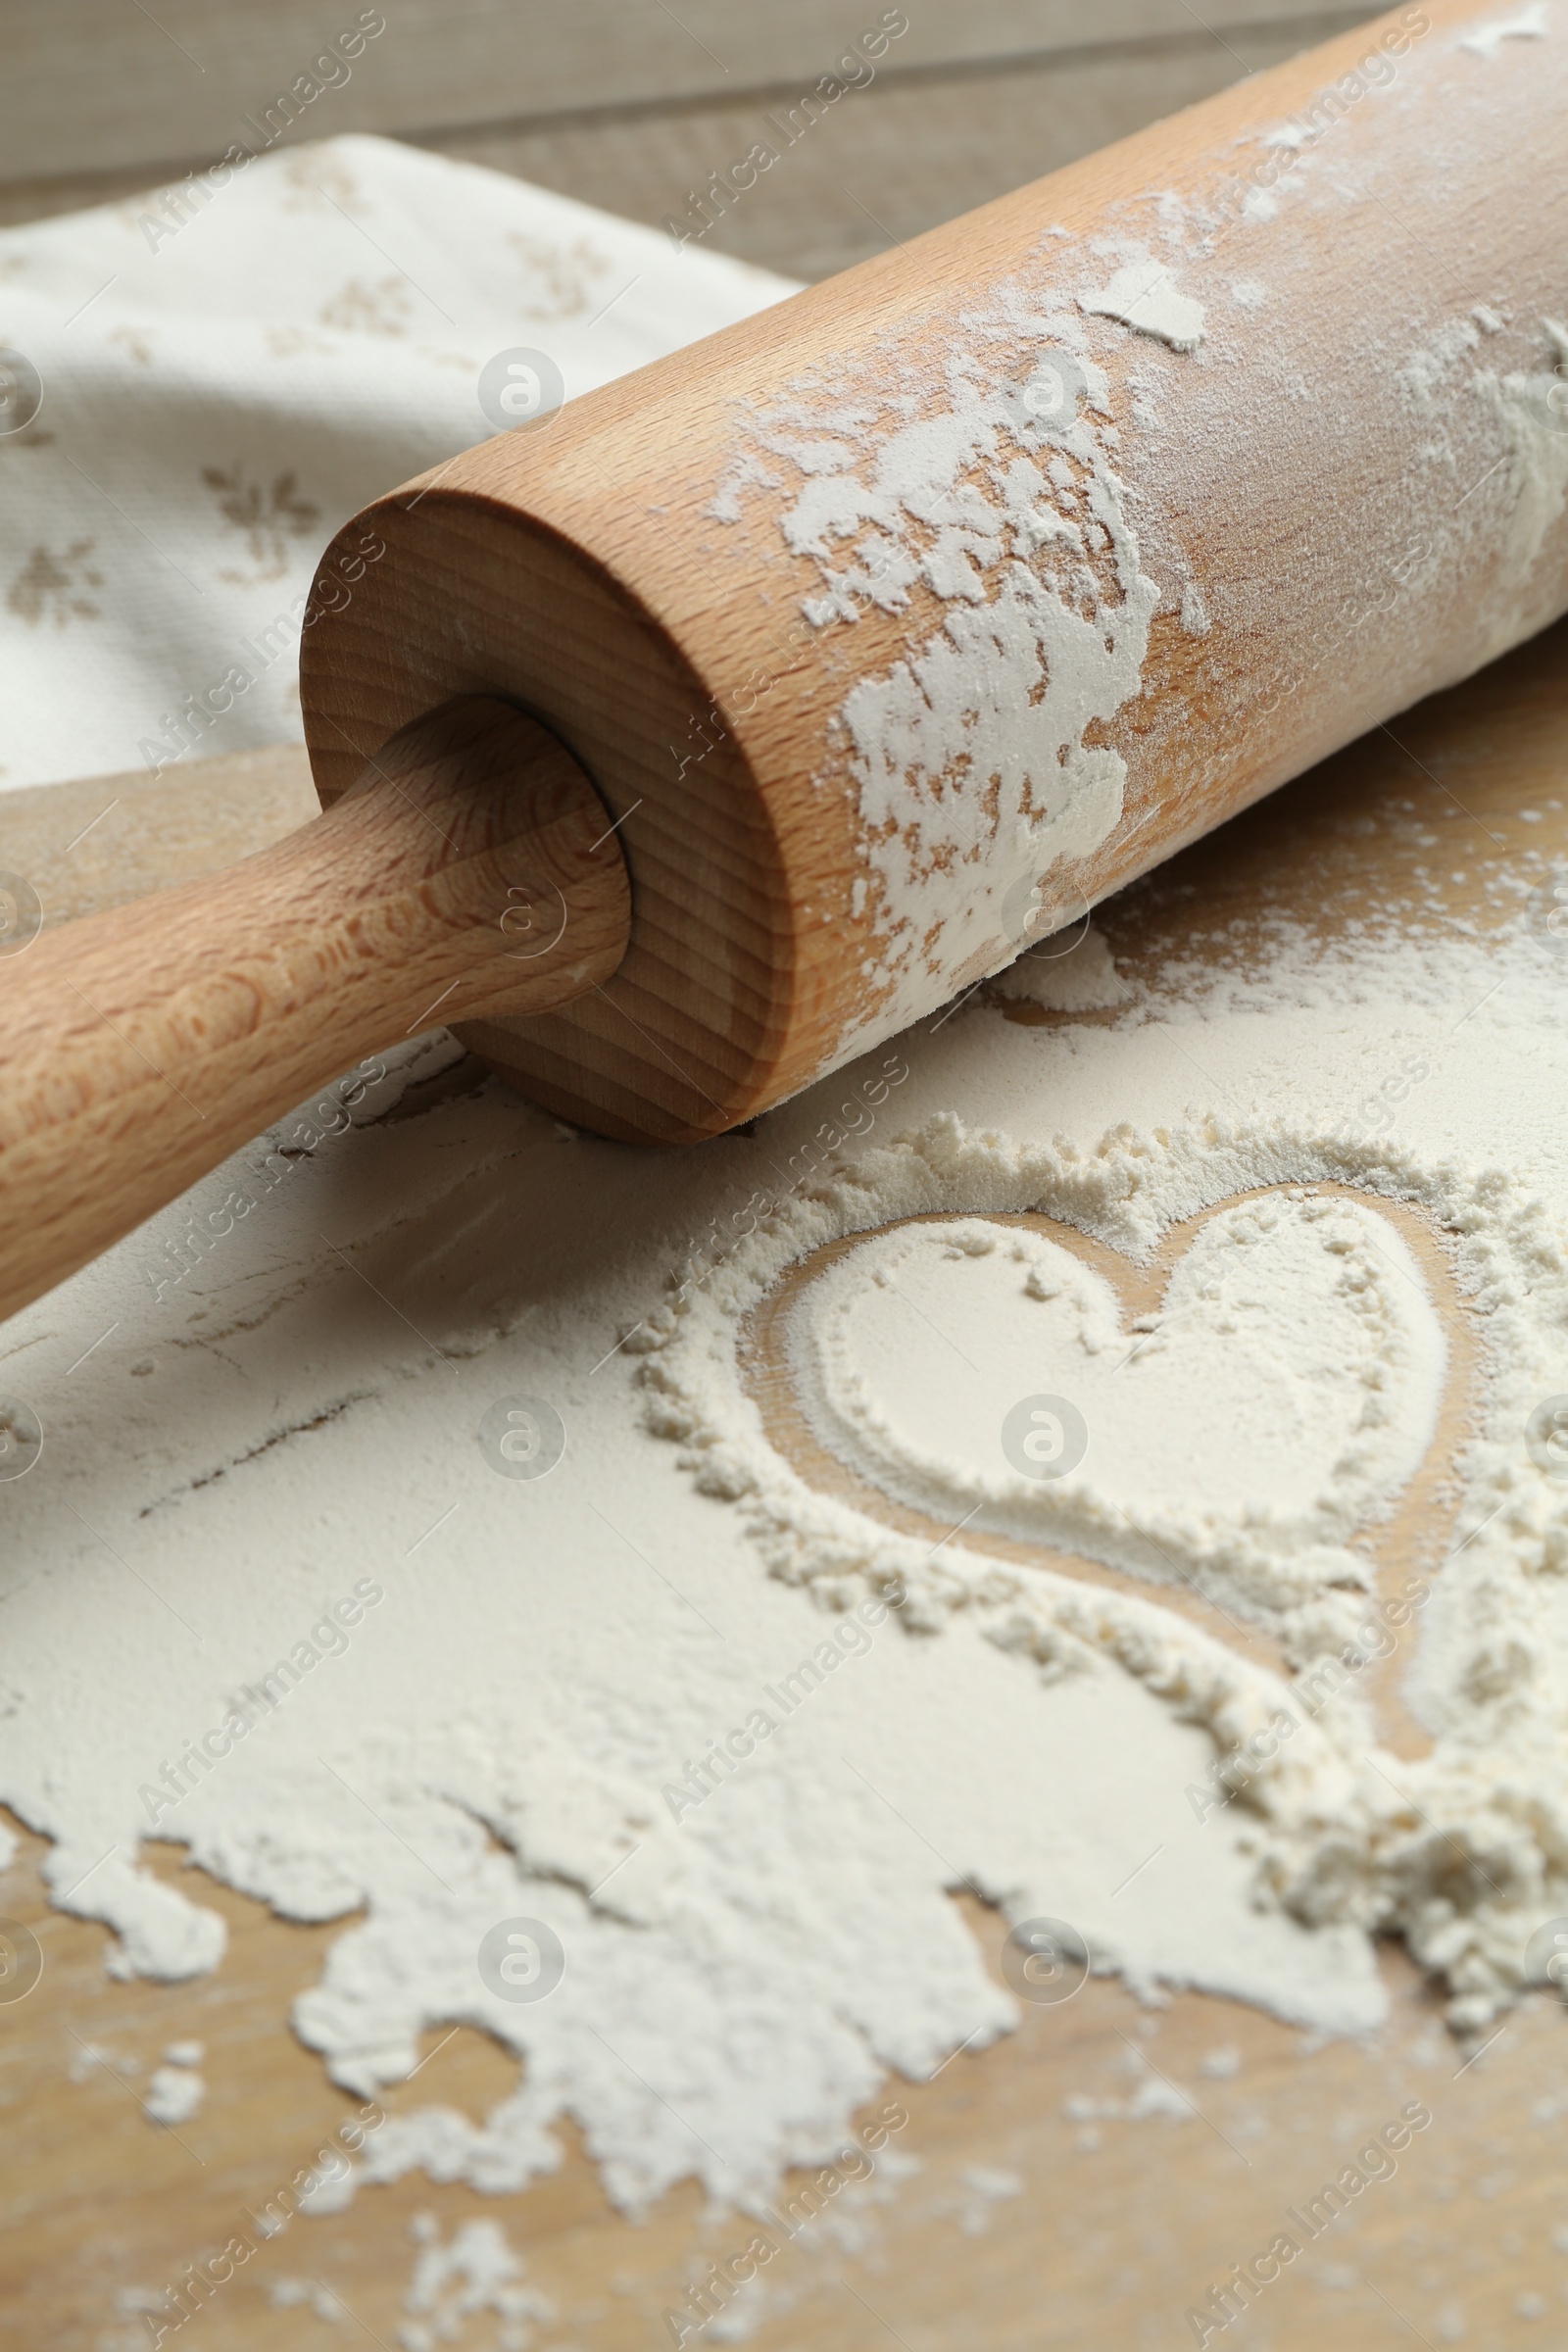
0, 133, 799, 793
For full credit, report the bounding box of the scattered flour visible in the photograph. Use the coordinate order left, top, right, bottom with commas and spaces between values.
1062, 2051, 1199, 2125
1179, 579, 1211, 636
1459, 5, 1549, 58
270, 2276, 346, 2323
10, 882, 1568, 2220
991, 921, 1133, 1009
399, 2214, 550, 2352
69, 2041, 138, 2083
952, 2164, 1024, 2233
144, 2062, 204, 2126
1081, 260, 1206, 351
631, 905, 1568, 2051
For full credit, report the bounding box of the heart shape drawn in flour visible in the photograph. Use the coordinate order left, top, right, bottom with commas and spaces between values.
783, 1193, 1447, 1633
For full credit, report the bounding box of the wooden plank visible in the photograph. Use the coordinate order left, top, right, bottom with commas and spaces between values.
4, 608, 1565, 2352
425, 16, 1371, 280
0, 0, 1380, 196
4, 1813, 1561, 2352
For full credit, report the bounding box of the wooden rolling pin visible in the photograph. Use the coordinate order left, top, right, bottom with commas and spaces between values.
3, 0, 1566, 1324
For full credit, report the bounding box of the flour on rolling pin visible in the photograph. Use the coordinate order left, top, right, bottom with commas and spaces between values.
700, 4, 1568, 1052
710, 333, 1160, 1040
303, 0, 1568, 1146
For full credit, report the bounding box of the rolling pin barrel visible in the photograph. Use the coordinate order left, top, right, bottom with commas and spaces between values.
300, 0, 1568, 1146
3, 0, 1567, 1324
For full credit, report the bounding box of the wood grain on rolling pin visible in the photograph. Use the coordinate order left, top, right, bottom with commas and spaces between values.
0, 702, 629, 1323
302, 0, 1568, 1147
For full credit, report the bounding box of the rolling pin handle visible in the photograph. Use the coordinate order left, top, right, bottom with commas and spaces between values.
0, 696, 632, 1324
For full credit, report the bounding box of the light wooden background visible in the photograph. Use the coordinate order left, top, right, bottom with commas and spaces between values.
19, 7, 1568, 2351
0, 0, 1380, 273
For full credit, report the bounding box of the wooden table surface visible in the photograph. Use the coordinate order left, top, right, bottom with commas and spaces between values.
0, 0, 1381, 268
3, 8, 1565, 2345
4, 612, 1567, 2352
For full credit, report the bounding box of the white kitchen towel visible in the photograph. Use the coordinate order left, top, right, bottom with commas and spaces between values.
0, 133, 800, 792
